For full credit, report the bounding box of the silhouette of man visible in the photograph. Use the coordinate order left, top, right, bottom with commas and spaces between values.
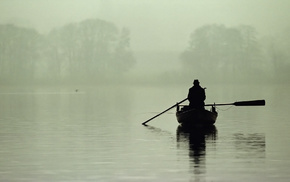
188, 79, 206, 110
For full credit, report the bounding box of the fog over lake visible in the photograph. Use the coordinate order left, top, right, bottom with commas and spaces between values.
0, 0, 290, 181
0, 84, 290, 181
1, 0, 290, 84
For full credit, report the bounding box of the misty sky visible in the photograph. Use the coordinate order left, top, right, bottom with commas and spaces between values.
1, 0, 290, 52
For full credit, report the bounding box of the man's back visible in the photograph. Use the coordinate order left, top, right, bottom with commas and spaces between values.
188, 85, 205, 109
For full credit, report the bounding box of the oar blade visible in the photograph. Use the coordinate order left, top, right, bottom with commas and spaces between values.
234, 100, 265, 106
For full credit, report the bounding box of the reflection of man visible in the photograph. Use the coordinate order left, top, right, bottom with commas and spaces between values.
188, 79, 206, 110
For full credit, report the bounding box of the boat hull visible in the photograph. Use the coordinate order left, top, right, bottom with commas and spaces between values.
176, 107, 218, 128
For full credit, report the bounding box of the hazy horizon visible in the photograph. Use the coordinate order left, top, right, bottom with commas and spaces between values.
1, 0, 290, 52
1, 0, 290, 85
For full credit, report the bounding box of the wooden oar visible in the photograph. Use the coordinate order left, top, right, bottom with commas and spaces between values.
142, 98, 188, 125
205, 100, 265, 106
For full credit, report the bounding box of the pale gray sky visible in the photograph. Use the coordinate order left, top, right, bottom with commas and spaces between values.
1, 0, 290, 51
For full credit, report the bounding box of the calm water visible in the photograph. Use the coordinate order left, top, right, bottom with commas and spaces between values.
0, 84, 289, 182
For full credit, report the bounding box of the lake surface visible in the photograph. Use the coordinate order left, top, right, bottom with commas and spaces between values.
0, 84, 289, 181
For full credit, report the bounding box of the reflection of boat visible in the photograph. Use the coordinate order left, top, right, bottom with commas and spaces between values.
176, 105, 218, 128
176, 125, 217, 177
177, 125, 217, 139
176, 125, 217, 156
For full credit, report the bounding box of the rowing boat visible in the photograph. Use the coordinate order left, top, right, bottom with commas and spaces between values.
176, 105, 218, 127
142, 99, 264, 126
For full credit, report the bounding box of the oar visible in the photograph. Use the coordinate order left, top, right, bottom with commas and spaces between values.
142, 98, 188, 125
205, 100, 265, 106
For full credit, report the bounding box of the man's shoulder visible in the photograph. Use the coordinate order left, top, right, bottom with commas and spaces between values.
191, 86, 202, 89
195, 86, 204, 91
189, 86, 195, 90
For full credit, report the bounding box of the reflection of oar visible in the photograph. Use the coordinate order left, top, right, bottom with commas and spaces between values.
205, 100, 265, 106
142, 98, 188, 125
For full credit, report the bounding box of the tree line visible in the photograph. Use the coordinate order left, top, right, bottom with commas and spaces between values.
180, 24, 290, 83
0, 21, 289, 85
0, 18, 135, 85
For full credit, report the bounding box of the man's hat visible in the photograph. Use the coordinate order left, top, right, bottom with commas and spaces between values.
193, 79, 199, 84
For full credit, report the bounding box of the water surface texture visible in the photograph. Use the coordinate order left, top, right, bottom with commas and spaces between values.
0, 84, 289, 181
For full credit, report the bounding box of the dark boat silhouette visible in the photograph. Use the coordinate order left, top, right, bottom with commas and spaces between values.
176, 105, 218, 128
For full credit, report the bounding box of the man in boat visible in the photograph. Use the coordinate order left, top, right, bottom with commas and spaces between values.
188, 79, 206, 110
